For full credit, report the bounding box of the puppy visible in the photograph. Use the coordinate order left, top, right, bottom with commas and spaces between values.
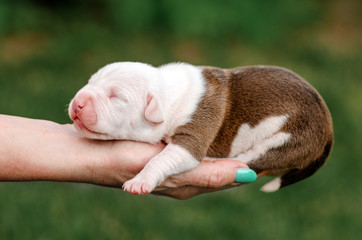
69, 62, 333, 194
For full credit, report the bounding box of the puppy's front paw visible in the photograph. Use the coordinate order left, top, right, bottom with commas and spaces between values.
123, 177, 157, 195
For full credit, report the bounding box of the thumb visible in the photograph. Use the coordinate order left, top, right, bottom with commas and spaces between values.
164, 159, 257, 189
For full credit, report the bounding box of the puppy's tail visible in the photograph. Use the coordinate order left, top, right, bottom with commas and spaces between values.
261, 140, 333, 192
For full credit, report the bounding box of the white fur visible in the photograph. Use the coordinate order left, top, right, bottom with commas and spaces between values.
260, 177, 281, 192
122, 143, 199, 194
69, 62, 205, 143
233, 131, 291, 163
205, 115, 291, 165
228, 115, 290, 158
70, 62, 206, 194
70, 62, 162, 141
158, 63, 206, 134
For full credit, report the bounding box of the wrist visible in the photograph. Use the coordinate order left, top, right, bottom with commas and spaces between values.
92, 141, 166, 188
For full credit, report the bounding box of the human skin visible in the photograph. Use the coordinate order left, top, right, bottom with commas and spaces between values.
0, 114, 252, 199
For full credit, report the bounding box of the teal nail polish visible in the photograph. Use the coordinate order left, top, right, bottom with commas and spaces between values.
235, 169, 257, 183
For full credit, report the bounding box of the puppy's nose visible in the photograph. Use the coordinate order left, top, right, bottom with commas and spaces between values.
72, 93, 91, 114
72, 99, 83, 114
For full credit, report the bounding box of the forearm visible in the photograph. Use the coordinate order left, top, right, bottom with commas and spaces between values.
0, 114, 256, 199
0, 114, 103, 183
0, 114, 166, 187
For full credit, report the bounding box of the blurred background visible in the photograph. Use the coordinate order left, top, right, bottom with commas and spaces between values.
0, 0, 361, 239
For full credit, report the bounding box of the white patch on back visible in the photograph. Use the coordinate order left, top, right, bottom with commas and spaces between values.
228, 115, 291, 163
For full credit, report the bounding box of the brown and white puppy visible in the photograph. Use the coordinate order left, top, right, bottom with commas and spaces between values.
68, 62, 333, 194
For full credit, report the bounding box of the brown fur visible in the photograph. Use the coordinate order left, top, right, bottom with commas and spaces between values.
172, 65, 333, 189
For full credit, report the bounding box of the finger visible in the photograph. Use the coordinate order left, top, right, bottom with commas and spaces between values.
154, 181, 242, 199
153, 187, 201, 200
153, 186, 223, 200
158, 159, 251, 189
257, 170, 270, 178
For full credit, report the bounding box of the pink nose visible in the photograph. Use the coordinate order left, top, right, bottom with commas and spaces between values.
72, 99, 84, 114
70, 93, 97, 127
72, 93, 91, 114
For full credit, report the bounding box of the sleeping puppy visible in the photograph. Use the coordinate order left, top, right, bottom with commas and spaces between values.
68, 62, 333, 194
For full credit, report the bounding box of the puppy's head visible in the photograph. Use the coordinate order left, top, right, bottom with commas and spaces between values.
69, 62, 165, 141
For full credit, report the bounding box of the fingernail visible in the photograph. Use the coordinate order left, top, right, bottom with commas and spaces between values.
235, 169, 257, 183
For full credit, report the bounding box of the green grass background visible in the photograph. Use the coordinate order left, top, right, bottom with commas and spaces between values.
0, 0, 361, 239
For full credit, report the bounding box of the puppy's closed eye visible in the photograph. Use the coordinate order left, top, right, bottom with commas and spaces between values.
109, 88, 128, 103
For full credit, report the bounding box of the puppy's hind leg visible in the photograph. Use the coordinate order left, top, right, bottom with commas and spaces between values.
248, 138, 333, 192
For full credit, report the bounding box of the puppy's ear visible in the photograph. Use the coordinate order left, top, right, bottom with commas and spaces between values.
145, 93, 165, 124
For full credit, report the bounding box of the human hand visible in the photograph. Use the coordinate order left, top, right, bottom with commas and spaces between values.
0, 116, 259, 199
152, 160, 257, 199
100, 140, 258, 199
